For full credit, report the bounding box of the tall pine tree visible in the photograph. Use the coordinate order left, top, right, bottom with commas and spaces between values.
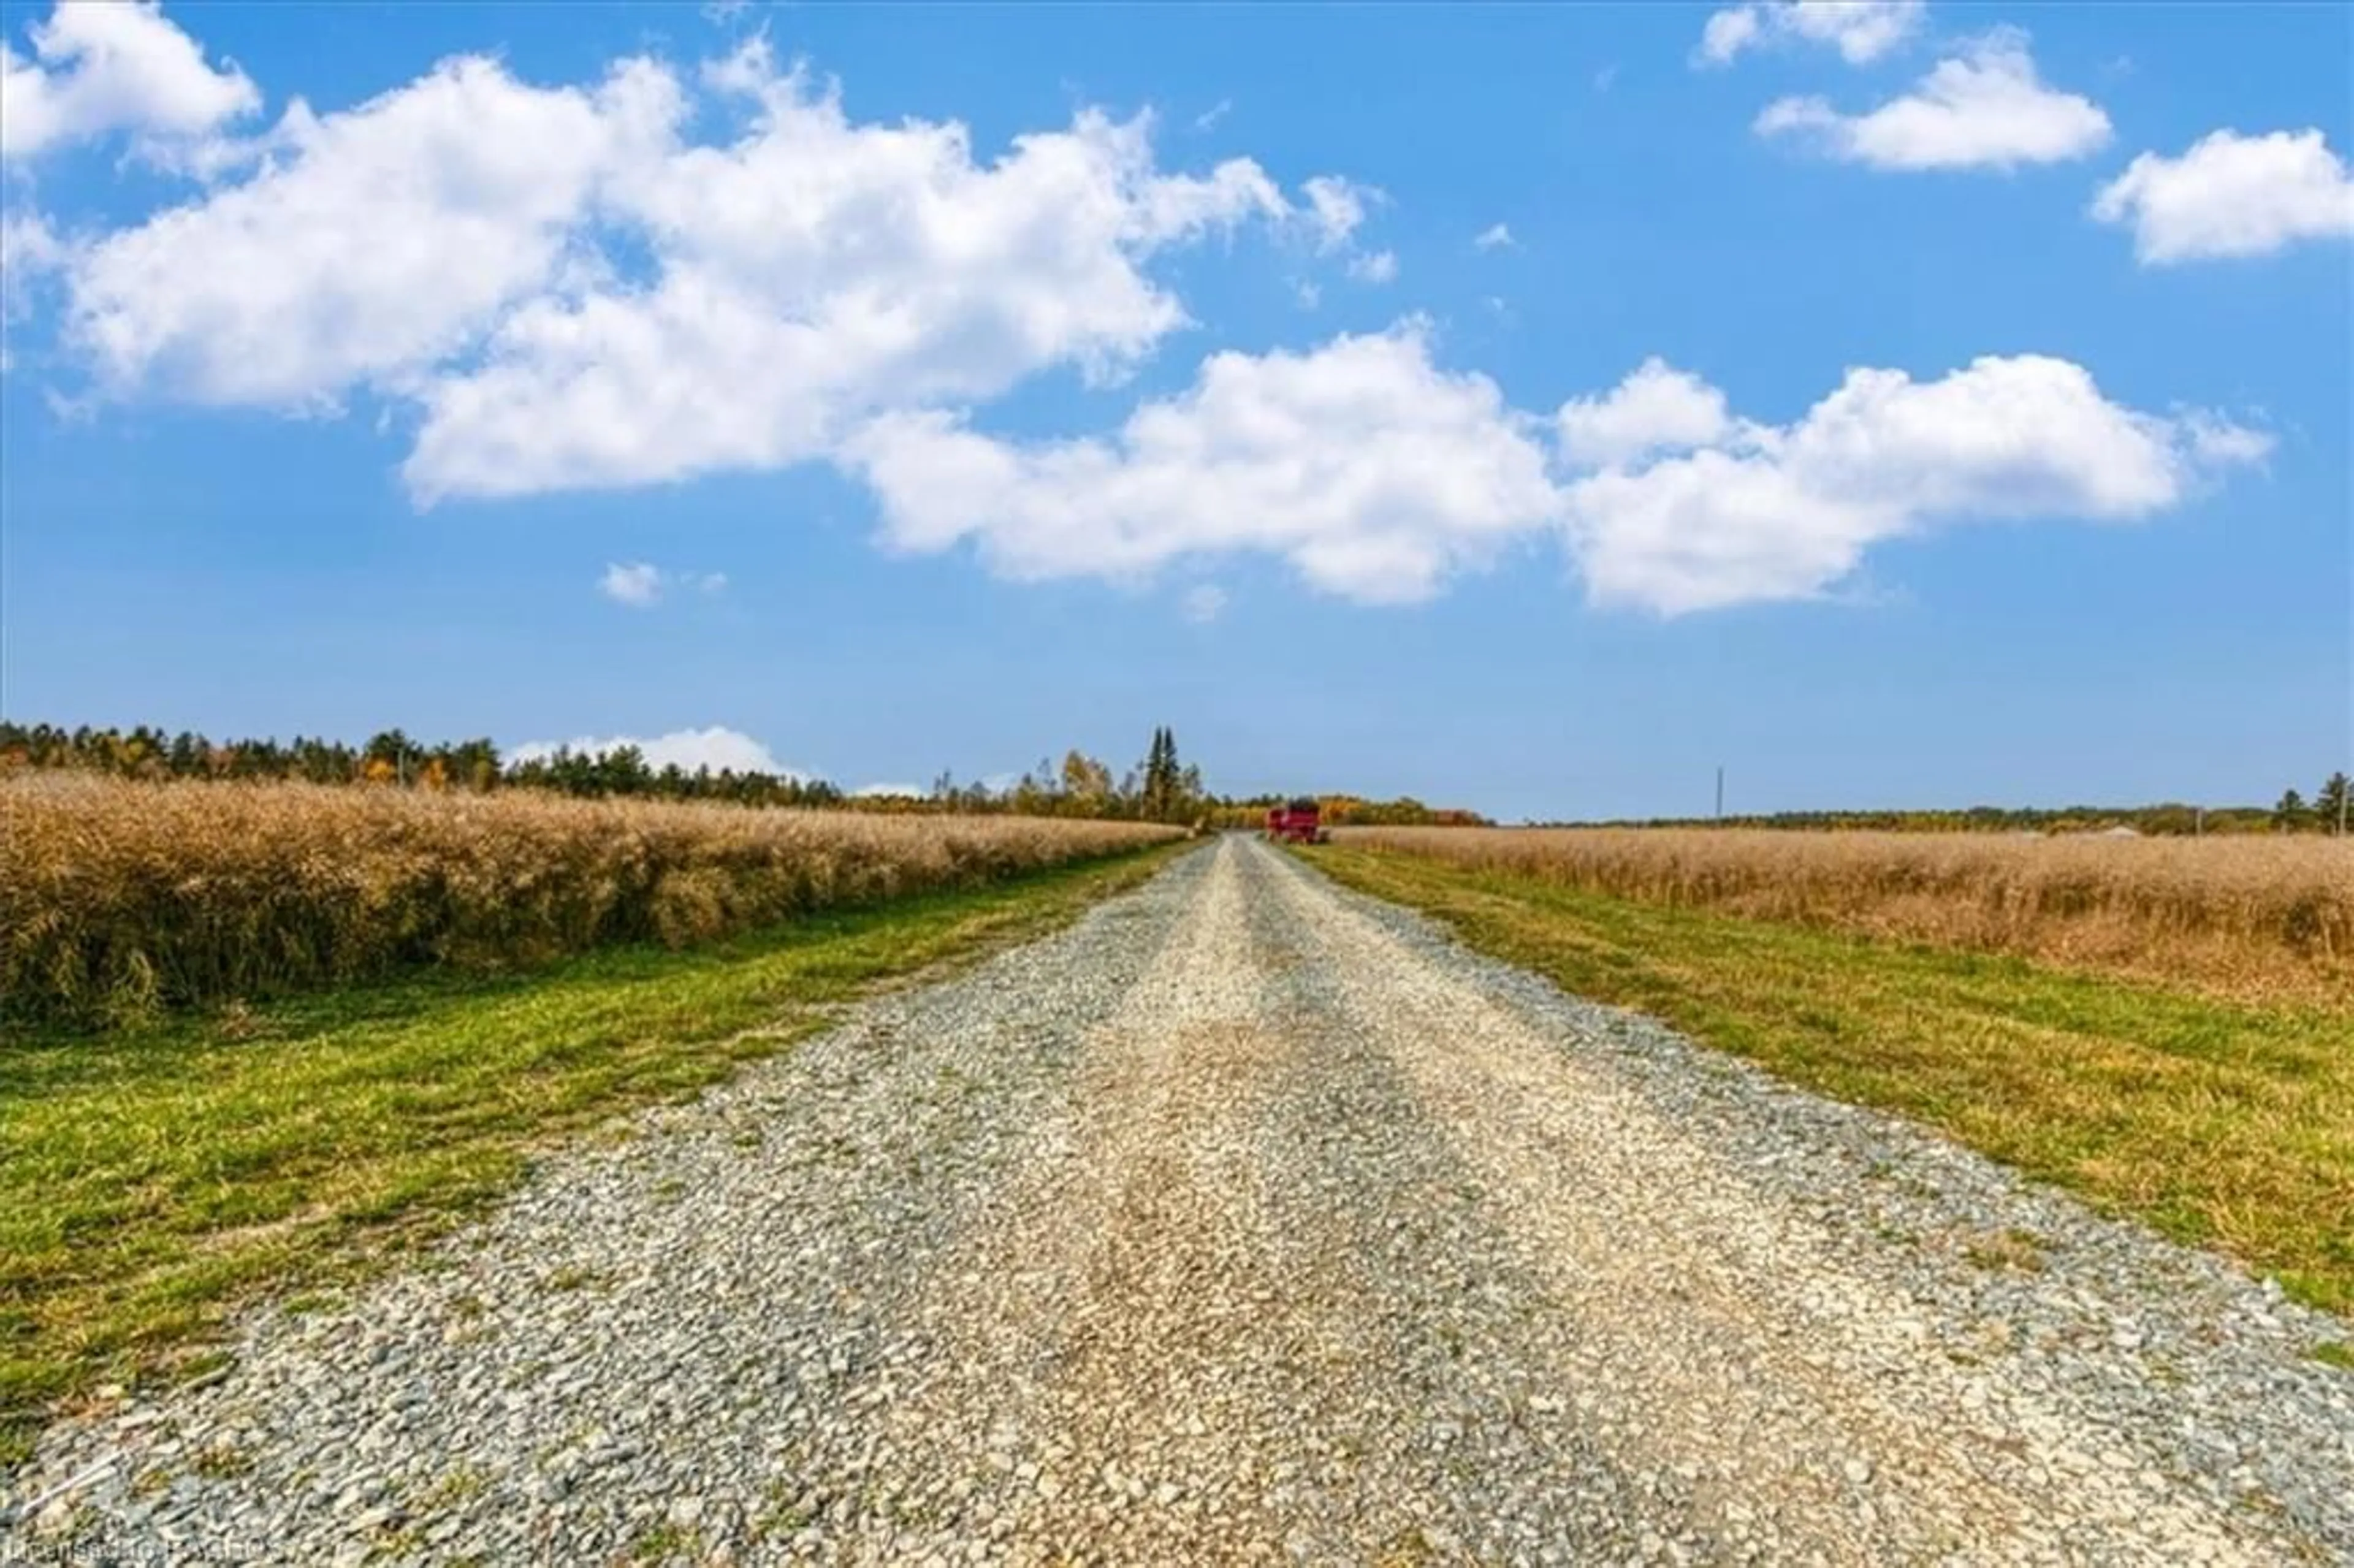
1138, 725, 1186, 822
2320, 772, 2351, 836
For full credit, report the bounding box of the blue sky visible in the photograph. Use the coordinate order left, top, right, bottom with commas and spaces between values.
1, 0, 2347, 820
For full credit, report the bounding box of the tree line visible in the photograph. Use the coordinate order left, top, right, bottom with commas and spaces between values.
1560, 773, 2352, 837
0, 718, 1500, 829
0, 720, 1227, 824
8, 723, 2330, 835
2274, 773, 2353, 835
1206, 794, 1492, 829
907, 727, 1207, 823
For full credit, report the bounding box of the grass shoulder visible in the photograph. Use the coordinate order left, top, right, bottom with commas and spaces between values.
1305, 845, 2354, 1322
0, 842, 1189, 1467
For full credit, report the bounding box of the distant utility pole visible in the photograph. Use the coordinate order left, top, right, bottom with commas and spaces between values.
1715, 766, 1724, 822
2195, 806, 2204, 837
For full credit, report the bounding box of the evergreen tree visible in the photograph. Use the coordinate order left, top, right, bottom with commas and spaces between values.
2319, 772, 2352, 836
1138, 725, 1184, 822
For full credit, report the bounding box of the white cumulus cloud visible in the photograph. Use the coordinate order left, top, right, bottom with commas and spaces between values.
599, 561, 663, 606
0, 5, 2281, 625
1300, 174, 1372, 251
1556, 357, 1738, 468
509, 725, 798, 776
1556, 354, 2269, 614
36, 25, 1355, 503
842, 321, 1563, 605
1473, 223, 1515, 251
1756, 30, 2109, 171
1, 0, 259, 161
1, 208, 64, 367
1697, 7, 1762, 66
64, 54, 683, 408
2092, 128, 2354, 263
603, 558, 668, 600
844, 334, 2260, 616
1696, 1, 1925, 67
403, 61, 1302, 503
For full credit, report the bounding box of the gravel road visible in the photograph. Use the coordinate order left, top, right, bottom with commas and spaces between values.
6, 835, 2350, 1566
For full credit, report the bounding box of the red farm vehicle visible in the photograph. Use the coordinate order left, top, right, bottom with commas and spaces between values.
1265, 797, 1328, 844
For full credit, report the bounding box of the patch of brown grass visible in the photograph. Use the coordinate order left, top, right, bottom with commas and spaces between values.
1, 775, 1178, 1026
1333, 827, 2354, 1006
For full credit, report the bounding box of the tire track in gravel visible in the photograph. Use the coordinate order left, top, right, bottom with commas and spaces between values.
1251, 844, 2315, 1566
801, 828, 1670, 1564
6, 835, 2348, 1567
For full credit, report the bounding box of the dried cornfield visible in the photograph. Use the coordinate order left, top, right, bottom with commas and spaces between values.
1, 775, 1179, 1027
1333, 827, 2354, 1006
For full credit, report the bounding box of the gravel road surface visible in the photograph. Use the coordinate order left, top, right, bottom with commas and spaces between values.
6, 835, 2349, 1566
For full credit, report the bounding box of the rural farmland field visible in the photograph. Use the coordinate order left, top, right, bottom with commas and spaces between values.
0, 775, 1179, 1026
5, 0, 2350, 1559
6, 835, 2350, 1564
1330, 826, 2354, 1006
